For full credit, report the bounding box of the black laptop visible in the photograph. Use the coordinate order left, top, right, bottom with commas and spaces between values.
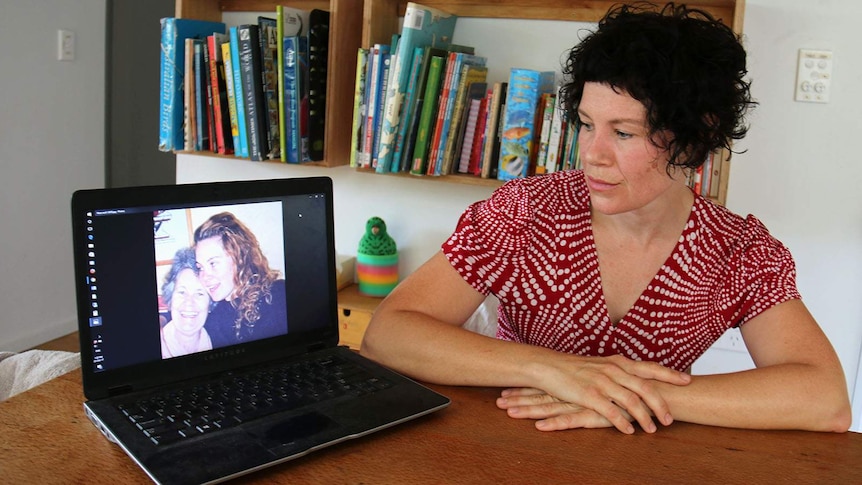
71, 176, 449, 484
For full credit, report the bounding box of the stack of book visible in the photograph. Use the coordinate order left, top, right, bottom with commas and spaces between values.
157, 7, 330, 163
349, 2, 583, 182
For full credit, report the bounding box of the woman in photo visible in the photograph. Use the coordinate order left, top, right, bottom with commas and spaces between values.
194, 212, 287, 348
160, 247, 213, 358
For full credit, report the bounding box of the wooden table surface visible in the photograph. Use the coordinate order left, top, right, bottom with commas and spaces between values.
2, 368, 860, 484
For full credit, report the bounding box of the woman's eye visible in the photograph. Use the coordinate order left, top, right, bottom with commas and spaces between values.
580, 122, 593, 131
616, 130, 633, 139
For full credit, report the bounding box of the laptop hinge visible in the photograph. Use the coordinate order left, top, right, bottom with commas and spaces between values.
107, 385, 133, 397
307, 342, 327, 353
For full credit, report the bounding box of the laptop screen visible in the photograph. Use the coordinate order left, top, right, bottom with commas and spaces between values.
72, 178, 338, 396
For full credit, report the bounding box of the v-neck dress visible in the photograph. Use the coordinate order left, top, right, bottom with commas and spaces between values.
442, 169, 800, 371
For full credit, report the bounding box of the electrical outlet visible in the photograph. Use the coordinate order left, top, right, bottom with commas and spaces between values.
58, 29, 75, 61
712, 327, 747, 353
794, 48, 832, 103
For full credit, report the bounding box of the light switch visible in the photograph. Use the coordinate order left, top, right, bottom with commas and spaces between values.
795, 49, 832, 103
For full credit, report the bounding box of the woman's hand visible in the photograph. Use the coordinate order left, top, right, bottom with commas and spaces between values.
523, 354, 691, 434
497, 388, 622, 430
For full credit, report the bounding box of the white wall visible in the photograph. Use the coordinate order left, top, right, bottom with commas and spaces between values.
0, 0, 106, 351
179, 1, 862, 430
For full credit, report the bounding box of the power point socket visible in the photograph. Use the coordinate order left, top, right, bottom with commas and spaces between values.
58, 29, 75, 61
712, 327, 747, 353
795, 49, 832, 103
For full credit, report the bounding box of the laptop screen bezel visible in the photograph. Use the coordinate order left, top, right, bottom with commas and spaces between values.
71, 177, 340, 400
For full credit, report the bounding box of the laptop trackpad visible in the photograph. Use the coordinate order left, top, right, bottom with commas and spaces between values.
255, 411, 337, 453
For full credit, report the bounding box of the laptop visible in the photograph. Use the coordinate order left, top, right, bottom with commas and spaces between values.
71, 176, 449, 484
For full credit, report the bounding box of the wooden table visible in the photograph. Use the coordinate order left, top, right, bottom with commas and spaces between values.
2, 368, 860, 484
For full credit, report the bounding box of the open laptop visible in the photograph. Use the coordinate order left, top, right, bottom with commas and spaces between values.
71, 176, 449, 484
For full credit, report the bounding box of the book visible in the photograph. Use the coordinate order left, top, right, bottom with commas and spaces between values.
410, 54, 445, 176
193, 41, 210, 152
398, 46, 447, 173
481, 81, 506, 179
221, 41, 241, 156
390, 46, 425, 172
296, 35, 311, 163
158, 17, 226, 152
428, 52, 486, 175
375, 2, 458, 173
307, 9, 331, 161
183, 38, 197, 152
202, 40, 215, 151
208, 33, 232, 155
456, 86, 486, 174
237, 24, 268, 161
533, 92, 556, 174
372, 52, 392, 169
229, 27, 248, 158
466, 88, 490, 175
359, 44, 389, 168
544, 88, 566, 173
283, 35, 308, 163
258, 16, 280, 160
497, 68, 555, 181
441, 64, 487, 175
349, 48, 369, 168
276, 6, 310, 162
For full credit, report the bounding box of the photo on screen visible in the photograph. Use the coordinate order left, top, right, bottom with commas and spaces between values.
154, 201, 287, 359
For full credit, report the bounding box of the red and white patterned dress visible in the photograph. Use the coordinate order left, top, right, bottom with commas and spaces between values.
443, 169, 800, 371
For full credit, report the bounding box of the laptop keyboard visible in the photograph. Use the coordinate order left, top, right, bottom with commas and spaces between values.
118, 354, 393, 446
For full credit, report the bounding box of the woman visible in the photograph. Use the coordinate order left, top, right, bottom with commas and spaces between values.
194, 212, 287, 348
160, 247, 213, 358
361, 3, 851, 434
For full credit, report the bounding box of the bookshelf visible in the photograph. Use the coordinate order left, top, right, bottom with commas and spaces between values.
174, 0, 363, 167
174, 0, 744, 205
360, 0, 744, 204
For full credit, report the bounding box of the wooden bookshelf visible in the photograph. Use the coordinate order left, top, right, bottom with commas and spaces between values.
360, 0, 745, 204
175, 0, 363, 167
174, 0, 744, 204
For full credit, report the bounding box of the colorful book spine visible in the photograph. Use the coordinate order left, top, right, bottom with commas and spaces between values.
193, 41, 209, 152
429, 53, 486, 175
208, 33, 232, 155
399, 46, 447, 174
375, 2, 458, 173
283, 36, 302, 163
360, 44, 388, 168
237, 24, 268, 161
349, 48, 369, 168
275, 6, 308, 162
390, 46, 425, 172
441, 65, 488, 175
183, 38, 197, 152
371, 52, 392, 169
481, 82, 506, 179
220, 41, 240, 155
544, 88, 566, 174
497, 69, 555, 181
158, 17, 226, 152
410, 54, 445, 176
229, 27, 248, 158
534, 93, 556, 174
466, 91, 489, 175
258, 16, 279, 160
457, 95, 483, 174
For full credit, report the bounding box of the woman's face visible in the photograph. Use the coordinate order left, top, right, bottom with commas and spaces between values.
195, 236, 237, 302
170, 268, 210, 335
577, 82, 682, 215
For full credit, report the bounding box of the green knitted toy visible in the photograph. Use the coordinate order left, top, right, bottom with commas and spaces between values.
358, 217, 397, 256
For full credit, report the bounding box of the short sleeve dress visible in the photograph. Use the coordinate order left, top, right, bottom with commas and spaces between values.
443, 169, 800, 371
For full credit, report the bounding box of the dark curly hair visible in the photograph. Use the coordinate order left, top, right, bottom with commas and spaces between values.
559, 2, 756, 171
